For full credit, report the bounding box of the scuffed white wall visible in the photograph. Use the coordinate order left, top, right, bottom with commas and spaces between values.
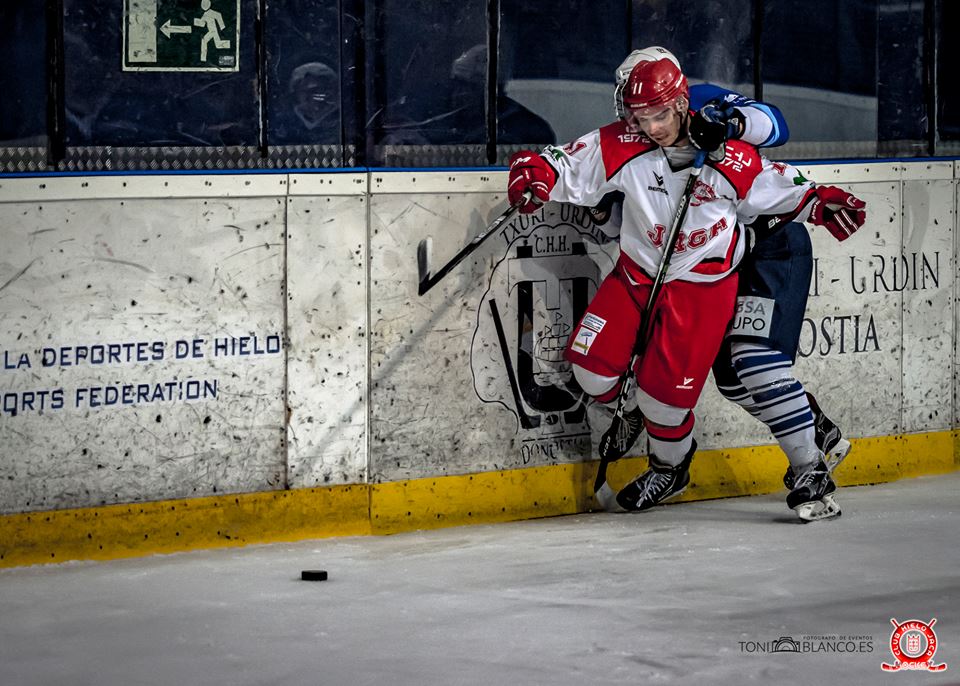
794, 172, 904, 440
285, 173, 368, 487
900, 166, 954, 433
368, 173, 621, 482
0, 161, 955, 514
0, 178, 288, 513
369, 164, 956, 480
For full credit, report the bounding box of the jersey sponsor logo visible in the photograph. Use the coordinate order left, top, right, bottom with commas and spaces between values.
728, 296, 774, 338
571, 325, 597, 355
647, 171, 669, 195
772, 161, 809, 187
580, 313, 607, 333
675, 376, 695, 390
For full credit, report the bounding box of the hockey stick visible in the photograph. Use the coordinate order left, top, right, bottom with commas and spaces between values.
489, 298, 536, 430
594, 149, 708, 512
417, 191, 533, 296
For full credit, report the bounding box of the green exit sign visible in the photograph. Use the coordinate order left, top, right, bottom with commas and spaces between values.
123, 0, 240, 72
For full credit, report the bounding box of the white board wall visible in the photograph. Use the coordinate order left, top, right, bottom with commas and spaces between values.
0, 162, 955, 514
0, 182, 287, 512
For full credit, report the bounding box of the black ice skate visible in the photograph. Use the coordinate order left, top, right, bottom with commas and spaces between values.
786, 458, 841, 522
807, 392, 851, 471
614, 442, 695, 512
784, 392, 852, 489
598, 406, 644, 462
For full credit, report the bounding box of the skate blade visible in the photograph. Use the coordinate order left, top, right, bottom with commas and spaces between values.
662, 484, 688, 504
824, 438, 852, 472
794, 494, 841, 522
595, 482, 627, 513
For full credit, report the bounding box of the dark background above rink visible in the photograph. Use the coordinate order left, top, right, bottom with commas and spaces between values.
0, 0, 955, 170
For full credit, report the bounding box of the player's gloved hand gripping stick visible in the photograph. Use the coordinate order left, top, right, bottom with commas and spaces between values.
594, 149, 708, 512
689, 99, 745, 156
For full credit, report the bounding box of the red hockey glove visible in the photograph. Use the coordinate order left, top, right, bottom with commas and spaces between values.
808, 185, 866, 241
508, 151, 556, 213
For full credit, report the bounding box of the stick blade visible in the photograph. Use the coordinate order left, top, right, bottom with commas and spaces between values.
416, 237, 432, 295
595, 482, 626, 513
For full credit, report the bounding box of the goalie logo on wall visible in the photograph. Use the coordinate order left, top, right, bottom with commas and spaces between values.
470, 202, 618, 461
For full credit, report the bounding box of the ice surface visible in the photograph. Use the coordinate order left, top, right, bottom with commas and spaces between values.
1, 473, 958, 685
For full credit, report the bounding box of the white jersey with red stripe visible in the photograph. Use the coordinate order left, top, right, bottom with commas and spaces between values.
544, 119, 815, 283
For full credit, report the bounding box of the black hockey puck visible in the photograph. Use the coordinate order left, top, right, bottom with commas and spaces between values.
301, 569, 328, 581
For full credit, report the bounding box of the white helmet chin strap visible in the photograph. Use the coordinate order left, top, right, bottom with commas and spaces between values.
614, 80, 629, 120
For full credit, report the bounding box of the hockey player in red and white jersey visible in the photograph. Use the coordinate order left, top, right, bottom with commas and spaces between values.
597, 48, 861, 523
507, 52, 866, 516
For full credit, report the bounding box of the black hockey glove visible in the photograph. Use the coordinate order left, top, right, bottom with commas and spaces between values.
689, 99, 745, 156
588, 191, 624, 227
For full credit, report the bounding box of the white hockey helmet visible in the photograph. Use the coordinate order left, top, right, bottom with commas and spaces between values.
614, 46, 685, 119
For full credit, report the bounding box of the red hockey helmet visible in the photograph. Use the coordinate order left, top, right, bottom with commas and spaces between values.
621, 56, 689, 115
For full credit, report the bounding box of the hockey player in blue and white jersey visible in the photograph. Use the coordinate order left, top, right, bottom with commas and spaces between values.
583, 47, 863, 521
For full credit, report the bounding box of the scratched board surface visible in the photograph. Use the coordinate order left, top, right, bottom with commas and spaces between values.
900, 177, 954, 434
0, 197, 286, 513
367, 174, 950, 482
794, 176, 953, 439
368, 192, 625, 482
0, 166, 953, 511
285, 194, 368, 487
793, 181, 904, 439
